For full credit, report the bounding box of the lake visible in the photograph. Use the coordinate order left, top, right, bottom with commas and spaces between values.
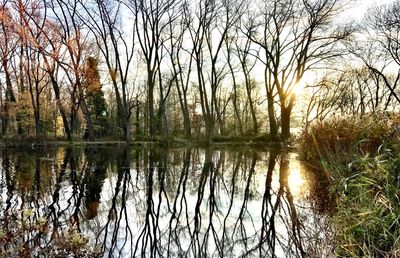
0, 146, 332, 257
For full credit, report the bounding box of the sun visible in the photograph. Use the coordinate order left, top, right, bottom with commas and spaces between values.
292, 80, 305, 96
291, 72, 316, 96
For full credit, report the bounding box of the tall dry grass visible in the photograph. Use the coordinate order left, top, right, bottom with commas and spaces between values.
299, 113, 400, 257
299, 113, 400, 170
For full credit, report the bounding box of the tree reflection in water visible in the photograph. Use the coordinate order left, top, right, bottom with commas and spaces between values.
0, 147, 329, 257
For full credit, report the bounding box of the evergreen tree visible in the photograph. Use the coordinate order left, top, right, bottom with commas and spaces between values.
83, 57, 109, 138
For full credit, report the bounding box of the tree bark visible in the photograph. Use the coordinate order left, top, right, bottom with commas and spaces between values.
245, 80, 258, 134
124, 119, 131, 143
175, 79, 191, 140
281, 106, 292, 141
267, 92, 278, 141
148, 70, 156, 140
50, 77, 71, 141
79, 92, 95, 141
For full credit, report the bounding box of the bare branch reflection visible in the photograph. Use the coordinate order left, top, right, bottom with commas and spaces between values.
0, 147, 328, 257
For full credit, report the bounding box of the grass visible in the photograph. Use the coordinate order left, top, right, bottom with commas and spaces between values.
332, 152, 400, 257
299, 113, 400, 165
299, 113, 400, 257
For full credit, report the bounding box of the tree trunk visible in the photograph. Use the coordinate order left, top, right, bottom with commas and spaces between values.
70, 109, 78, 139
82, 99, 94, 141
267, 92, 278, 141
124, 119, 131, 143
80, 95, 95, 141
281, 106, 292, 141
227, 47, 243, 136
3, 60, 16, 102
176, 84, 191, 140
2, 103, 10, 134
182, 103, 191, 140
148, 70, 156, 140
245, 79, 258, 134
135, 104, 141, 141
50, 77, 71, 141
161, 105, 169, 145
249, 101, 258, 134
34, 109, 41, 139
232, 86, 243, 136
205, 114, 214, 144
2, 60, 16, 135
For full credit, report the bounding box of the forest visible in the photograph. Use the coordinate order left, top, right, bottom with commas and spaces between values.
0, 0, 399, 257
0, 0, 397, 144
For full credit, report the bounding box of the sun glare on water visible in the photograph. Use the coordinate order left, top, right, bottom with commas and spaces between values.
288, 165, 307, 197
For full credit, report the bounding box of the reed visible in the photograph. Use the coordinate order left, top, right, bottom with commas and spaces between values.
299, 113, 400, 257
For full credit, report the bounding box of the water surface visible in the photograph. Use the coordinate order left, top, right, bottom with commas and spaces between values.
0, 146, 331, 257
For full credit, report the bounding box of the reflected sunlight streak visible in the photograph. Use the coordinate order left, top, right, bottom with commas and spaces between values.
288, 165, 307, 197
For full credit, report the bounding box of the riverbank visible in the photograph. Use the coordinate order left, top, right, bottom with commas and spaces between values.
299, 114, 400, 257
0, 133, 290, 149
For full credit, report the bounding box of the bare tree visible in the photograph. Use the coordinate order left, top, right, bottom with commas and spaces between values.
45, 0, 96, 140
129, 0, 180, 141
0, 1, 17, 134
354, 1, 400, 109
188, 0, 243, 142
78, 0, 137, 142
16, 0, 76, 140
226, 31, 244, 136
22, 38, 49, 138
234, 29, 259, 134
246, 0, 352, 140
165, 0, 193, 139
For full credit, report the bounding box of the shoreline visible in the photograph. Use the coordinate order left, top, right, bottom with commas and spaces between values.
0, 139, 291, 149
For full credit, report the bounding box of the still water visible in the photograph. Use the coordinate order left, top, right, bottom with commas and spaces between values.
0, 146, 331, 257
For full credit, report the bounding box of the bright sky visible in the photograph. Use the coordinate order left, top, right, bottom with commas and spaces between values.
340, 0, 396, 21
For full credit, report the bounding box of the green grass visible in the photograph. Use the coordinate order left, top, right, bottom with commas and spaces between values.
299, 114, 400, 257
332, 152, 400, 257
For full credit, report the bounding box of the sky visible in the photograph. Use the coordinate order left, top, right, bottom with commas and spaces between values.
340, 0, 396, 21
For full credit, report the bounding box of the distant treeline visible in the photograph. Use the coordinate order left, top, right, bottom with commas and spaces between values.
0, 0, 398, 142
